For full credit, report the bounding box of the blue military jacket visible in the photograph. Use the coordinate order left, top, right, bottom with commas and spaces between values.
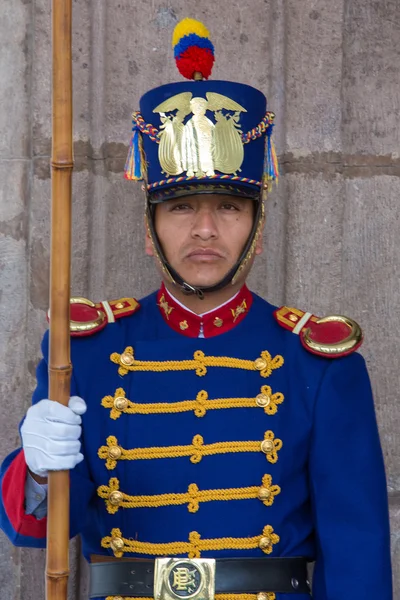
0, 286, 393, 600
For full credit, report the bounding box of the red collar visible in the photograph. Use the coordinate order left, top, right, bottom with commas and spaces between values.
156, 283, 253, 338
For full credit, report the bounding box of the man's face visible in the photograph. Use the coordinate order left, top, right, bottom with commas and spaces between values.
145, 194, 263, 288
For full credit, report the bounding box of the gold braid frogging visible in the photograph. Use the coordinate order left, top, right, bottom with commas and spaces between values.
110, 348, 284, 378
102, 386, 284, 420
106, 595, 276, 600
98, 431, 283, 470
97, 474, 281, 514
102, 526, 279, 559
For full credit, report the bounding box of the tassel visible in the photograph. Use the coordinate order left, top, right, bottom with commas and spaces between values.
263, 123, 279, 191
124, 125, 143, 181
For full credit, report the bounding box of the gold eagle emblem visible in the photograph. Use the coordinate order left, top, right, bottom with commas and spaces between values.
153, 92, 247, 177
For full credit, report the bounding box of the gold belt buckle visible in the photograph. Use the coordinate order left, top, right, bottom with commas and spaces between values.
154, 558, 216, 600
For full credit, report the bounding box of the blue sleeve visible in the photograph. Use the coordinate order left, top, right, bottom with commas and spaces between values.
0, 330, 96, 547
309, 352, 392, 599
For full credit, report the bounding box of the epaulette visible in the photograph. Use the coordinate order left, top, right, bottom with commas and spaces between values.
274, 306, 363, 358
48, 297, 140, 337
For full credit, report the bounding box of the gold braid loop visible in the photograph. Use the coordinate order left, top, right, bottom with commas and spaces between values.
188, 531, 202, 558
187, 483, 201, 512
260, 385, 284, 416
262, 431, 283, 464
260, 474, 281, 507
97, 477, 121, 514
191, 434, 205, 464
98, 436, 121, 470
101, 388, 128, 420
194, 390, 208, 417
259, 351, 284, 378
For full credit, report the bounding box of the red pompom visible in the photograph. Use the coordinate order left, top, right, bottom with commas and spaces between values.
175, 47, 215, 80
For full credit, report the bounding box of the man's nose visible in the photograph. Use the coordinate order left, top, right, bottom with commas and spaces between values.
191, 208, 218, 240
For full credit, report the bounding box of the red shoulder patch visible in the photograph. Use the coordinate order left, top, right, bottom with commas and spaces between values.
274, 306, 363, 358
47, 297, 140, 337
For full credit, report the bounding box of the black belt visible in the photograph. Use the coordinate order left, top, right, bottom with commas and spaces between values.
89, 557, 310, 598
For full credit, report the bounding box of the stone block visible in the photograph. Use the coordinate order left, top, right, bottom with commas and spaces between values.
0, 2, 31, 158
341, 176, 400, 493
284, 0, 344, 154
390, 500, 400, 599
0, 159, 30, 444
342, 0, 400, 156
87, 171, 159, 301
248, 181, 287, 306
33, 0, 91, 156
102, 1, 272, 144
283, 173, 344, 313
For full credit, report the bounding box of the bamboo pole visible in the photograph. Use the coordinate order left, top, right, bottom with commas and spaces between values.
46, 0, 73, 598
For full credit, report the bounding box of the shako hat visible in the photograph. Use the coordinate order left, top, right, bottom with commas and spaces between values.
125, 18, 278, 297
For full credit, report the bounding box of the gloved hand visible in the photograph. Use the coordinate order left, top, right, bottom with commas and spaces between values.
20, 396, 87, 477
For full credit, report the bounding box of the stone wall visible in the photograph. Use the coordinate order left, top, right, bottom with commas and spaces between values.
0, 0, 398, 598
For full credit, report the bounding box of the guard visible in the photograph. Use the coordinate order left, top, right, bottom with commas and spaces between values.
0, 17, 392, 600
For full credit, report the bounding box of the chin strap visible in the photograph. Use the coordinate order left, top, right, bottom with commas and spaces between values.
145, 200, 265, 299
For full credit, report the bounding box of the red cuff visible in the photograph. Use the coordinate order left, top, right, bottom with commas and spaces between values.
1, 449, 47, 538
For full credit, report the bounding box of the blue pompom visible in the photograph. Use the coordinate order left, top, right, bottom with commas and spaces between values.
174, 33, 214, 59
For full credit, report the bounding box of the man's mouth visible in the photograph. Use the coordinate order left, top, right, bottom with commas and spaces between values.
185, 248, 224, 262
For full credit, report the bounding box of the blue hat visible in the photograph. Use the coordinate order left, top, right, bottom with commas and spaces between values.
125, 18, 278, 201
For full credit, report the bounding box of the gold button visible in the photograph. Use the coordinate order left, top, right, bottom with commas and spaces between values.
110, 536, 124, 552
109, 490, 124, 506
254, 357, 267, 371
288, 314, 298, 322
258, 536, 271, 550
180, 320, 189, 330
261, 439, 274, 454
256, 393, 271, 407
120, 352, 134, 366
114, 396, 128, 411
258, 487, 271, 501
213, 317, 223, 327
257, 593, 269, 600
115, 302, 124, 309
108, 446, 122, 460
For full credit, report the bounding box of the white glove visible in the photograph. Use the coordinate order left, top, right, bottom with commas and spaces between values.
20, 396, 87, 477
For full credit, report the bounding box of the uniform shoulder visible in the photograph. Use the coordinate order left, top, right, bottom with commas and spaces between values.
273, 305, 363, 358
48, 296, 140, 337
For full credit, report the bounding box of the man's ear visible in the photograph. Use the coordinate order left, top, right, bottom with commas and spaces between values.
144, 216, 154, 256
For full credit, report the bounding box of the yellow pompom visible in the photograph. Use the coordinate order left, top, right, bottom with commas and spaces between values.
172, 18, 210, 48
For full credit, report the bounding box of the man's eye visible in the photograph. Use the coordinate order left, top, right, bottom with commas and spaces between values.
171, 204, 191, 211
220, 203, 239, 211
